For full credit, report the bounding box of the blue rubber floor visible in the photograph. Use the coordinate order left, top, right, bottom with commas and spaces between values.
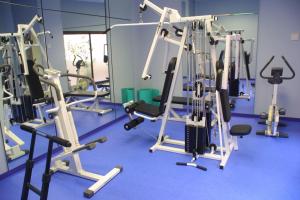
0, 113, 300, 200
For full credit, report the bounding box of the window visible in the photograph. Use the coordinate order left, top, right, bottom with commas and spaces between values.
63, 33, 108, 87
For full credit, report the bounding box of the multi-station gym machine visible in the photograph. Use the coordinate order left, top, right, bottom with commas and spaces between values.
123, 0, 251, 170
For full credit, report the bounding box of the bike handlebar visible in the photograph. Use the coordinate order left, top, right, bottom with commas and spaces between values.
281, 56, 296, 80
260, 56, 295, 80
260, 56, 274, 79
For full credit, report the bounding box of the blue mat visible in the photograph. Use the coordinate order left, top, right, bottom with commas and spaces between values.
0, 115, 300, 200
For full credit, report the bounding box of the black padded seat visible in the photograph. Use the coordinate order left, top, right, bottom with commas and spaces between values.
64, 91, 110, 98
131, 57, 177, 118
134, 102, 162, 118
216, 69, 252, 137
230, 124, 252, 136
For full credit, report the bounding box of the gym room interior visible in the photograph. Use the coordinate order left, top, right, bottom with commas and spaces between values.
0, 0, 299, 199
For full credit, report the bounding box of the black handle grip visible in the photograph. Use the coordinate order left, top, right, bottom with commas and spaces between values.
21, 124, 71, 147
196, 165, 207, 171
20, 124, 36, 134
86, 137, 107, 146
176, 162, 187, 166
281, 56, 296, 80
260, 56, 275, 79
173, 26, 183, 37
49, 136, 71, 147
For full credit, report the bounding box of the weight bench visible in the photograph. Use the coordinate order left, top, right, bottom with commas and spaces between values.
64, 83, 112, 115
216, 69, 252, 137
124, 57, 177, 129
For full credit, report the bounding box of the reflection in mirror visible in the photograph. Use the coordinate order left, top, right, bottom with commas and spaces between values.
215, 14, 258, 114
0, 1, 59, 171
61, 32, 115, 136
0, 7, 62, 172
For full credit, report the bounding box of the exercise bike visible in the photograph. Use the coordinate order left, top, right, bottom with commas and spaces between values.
256, 56, 295, 138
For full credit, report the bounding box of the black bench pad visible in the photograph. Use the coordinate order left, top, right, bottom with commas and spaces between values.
230, 124, 252, 136
135, 102, 162, 118
64, 91, 110, 98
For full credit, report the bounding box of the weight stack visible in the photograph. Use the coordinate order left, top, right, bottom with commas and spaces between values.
11, 95, 36, 123
185, 125, 207, 155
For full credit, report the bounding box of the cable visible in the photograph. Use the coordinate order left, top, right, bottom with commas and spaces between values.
63, 23, 106, 30
106, 0, 117, 119
40, 0, 49, 68
0, 0, 130, 21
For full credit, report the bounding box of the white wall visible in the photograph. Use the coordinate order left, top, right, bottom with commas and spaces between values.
106, 0, 137, 103
0, 2, 14, 33
255, 0, 300, 118
194, 0, 259, 15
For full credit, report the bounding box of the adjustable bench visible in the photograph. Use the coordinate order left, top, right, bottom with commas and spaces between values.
124, 57, 177, 129
216, 69, 252, 137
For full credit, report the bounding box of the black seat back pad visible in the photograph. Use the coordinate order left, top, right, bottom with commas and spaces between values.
216, 68, 231, 122
25, 60, 44, 100
220, 89, 231, 122
159, 57, 177, 114
215, 68, 223, 92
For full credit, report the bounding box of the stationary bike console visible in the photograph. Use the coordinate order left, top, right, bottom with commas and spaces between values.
260, 56, 295, 84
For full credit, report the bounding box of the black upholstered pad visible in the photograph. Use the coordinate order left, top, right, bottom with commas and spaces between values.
64, 91, 110, 97
153, 96, 192, 105
135, 102, 162, 118
230, 124, 252, 136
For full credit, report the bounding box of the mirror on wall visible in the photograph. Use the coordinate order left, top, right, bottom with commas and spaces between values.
190, 0, 259, 115
0, 0, 59, 171
0, 0, 132, 172
216, 14, 258, 115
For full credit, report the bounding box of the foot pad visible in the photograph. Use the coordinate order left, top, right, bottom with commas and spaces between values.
84, 190, 94, 198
